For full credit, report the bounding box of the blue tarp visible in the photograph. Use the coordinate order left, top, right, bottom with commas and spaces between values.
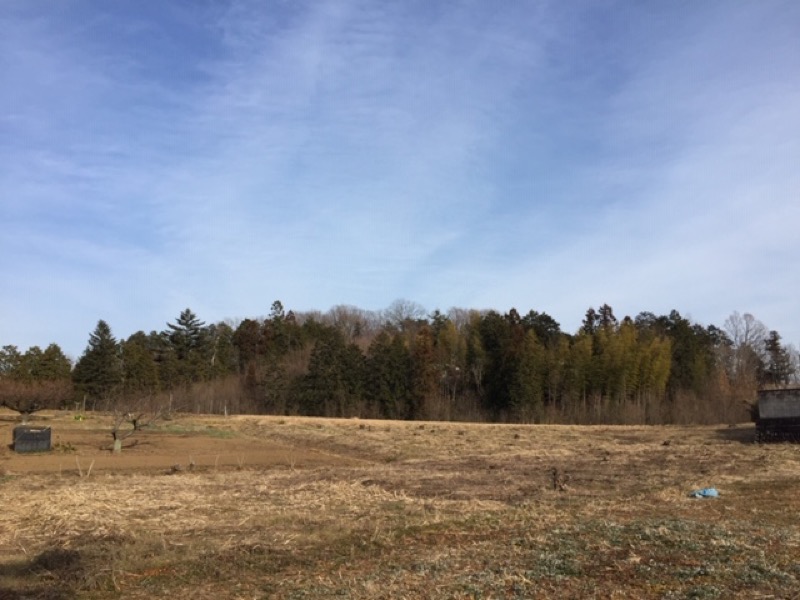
689, 487, 719, 498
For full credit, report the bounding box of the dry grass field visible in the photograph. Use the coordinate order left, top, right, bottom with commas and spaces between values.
1, 409, 799, 599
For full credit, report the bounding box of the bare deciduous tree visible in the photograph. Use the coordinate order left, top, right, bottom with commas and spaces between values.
724, 311, 768, 351
723, 311, 768, 383
326, 305, 373, 342
383, 299, 426, 331
0, 379, 72, 422
108, 394, 173, 453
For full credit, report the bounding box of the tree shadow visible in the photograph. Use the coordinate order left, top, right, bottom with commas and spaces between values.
714, 425, 757, 444
0, 553, 77, 599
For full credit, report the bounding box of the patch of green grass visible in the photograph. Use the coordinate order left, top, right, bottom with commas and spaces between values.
52, 441, 76, 453
153, 423, 237, 438
202, 426, 237, 439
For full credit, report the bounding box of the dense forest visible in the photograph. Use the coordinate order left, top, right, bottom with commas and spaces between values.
1, 300, 797, 425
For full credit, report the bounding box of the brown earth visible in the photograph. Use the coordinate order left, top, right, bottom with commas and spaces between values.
0, 410, 357, 474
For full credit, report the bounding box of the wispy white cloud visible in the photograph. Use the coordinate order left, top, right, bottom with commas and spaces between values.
2, 0, 799, 357
466, 1, 800, 335
137, 1, 556, 312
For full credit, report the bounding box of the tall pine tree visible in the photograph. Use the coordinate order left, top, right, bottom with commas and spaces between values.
73, 320, 122, 409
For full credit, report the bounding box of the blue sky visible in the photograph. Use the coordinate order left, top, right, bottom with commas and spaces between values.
2, 0, 799, 360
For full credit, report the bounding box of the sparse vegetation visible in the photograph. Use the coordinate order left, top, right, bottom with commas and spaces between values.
0, 411, 799, 598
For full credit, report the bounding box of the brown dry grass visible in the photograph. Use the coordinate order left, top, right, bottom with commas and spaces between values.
1, 411, 799, 599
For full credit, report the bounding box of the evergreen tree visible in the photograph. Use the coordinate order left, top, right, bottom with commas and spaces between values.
151, 331, 181, 390
30, 344, 72, 381
261, 359, 289, 414
521, 310, 562, 347
73, 320, 122, 408
598, 304, 617, 330
582, 307, 599, 335
233, 318, 264, 371
763, 330, 794, 386
264, 301, 290, 357
478, 311, 515, 417
300, 327, 364, 417
543, 335, 570, 409
0, 345, 23, 378
17, 346, 43, 382
429, 309, 450, 339
660, 311, 716, 396
46, 344, 72, 379
166, 308, 207, 360
410, 325, 439, 419
165, 308, 212, 382
121, 332, 160, 394
365, 331, 412, 419
509, 331, 545, 422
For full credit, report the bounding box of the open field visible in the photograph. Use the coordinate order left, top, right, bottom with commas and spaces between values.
1, 410, 799, 599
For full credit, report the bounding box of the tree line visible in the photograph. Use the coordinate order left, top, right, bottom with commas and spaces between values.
1, 300, 797, 424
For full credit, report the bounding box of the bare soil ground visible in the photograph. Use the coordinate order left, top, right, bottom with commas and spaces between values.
1, 409, 799, 599
0, 412, 355, 474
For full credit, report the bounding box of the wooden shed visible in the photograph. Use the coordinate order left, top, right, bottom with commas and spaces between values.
756, 388, 800, 442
